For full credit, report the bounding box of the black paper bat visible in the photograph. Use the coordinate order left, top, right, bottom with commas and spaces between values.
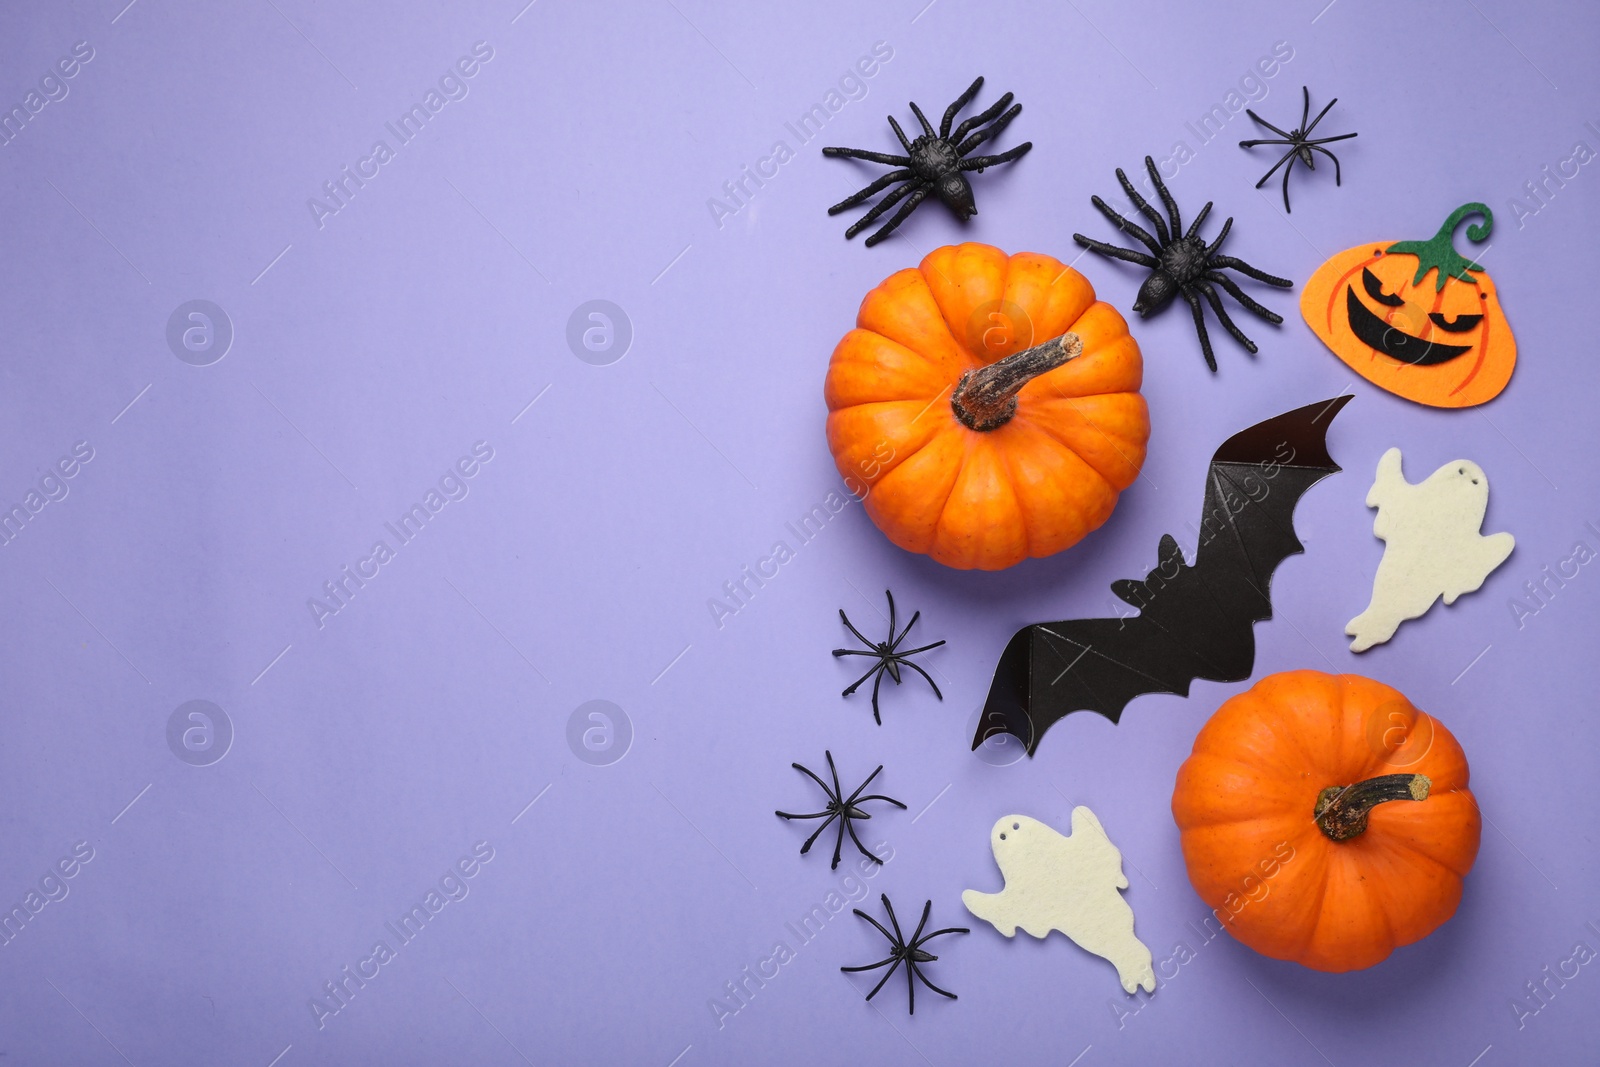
972, 395, 1351, 757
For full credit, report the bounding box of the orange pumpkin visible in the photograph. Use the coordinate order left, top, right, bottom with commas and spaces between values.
824, 243, 1150, 571
1172, 670, 1480, 972
1300, 203, 1515, 408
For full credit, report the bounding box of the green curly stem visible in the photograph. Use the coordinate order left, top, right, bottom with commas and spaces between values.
1385, 202, 1493, 292
1313, 773, 1432, 841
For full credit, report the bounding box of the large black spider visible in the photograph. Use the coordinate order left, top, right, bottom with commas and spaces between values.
1239, 86, 1357, 212
822, 76, 1031, 247
775, 751, 905, 870
1073, 157, 1293, 372
834, 590, 944, 724
841, 894, 968, 1015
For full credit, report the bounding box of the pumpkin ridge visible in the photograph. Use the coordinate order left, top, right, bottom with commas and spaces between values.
1012, 407, 1118, 498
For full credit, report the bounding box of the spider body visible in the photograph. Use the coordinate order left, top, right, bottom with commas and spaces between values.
841, 894, 968, 1014
833, 590, 945, 724
823, 76, 1031, 247
1239, 87, 1357, 212
1074, 156, 1293, 372
775, 751, 905, 870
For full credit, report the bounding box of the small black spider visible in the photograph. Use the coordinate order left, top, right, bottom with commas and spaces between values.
841, 894, 968, 1015
775, 751, 905, 870
822, 76, 1031, 247
834, 590, 944, 724
1073, 156, 1293, 372
1239, 86, 1358, 212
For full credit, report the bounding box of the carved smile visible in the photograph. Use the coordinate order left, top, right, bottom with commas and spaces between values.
1345, 286, 1472, 366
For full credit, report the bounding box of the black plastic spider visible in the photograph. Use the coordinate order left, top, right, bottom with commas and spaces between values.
775, 751, 905, 870
822, 76, 1031, 247
834, 590, 944, 724
841, 894, 968, 1015
1239, 86, 1357, 212
1073, 156, 1293, 372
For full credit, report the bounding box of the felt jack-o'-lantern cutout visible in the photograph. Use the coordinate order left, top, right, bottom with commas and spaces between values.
1300, 203, 1515, 408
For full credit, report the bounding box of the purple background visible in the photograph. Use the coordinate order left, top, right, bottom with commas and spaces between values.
1, 0, 1596, 1063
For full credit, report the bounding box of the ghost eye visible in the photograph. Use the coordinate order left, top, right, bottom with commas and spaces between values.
999, 833, 1006, 840
1428, 311, 1483, 333
1361, 268, 1405, 307
1012, 822, 1020, 830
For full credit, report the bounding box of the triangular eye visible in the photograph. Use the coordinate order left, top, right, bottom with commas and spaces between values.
1361, 268, 1405, 307
1427, 312, 1483, 334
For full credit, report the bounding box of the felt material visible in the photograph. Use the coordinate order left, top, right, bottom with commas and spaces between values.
1347, 448, 1514, 651
963, 809, 1156, 994
1300, 204, 1516, 408
973, 396, 1349, 756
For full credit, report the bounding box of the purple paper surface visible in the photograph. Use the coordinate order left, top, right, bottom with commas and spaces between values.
1, 0, 1596, 1063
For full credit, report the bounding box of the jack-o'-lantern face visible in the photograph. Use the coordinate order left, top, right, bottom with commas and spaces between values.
1301, 203, 1515, 408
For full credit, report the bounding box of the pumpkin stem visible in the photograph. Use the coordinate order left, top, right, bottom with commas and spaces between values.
1313, 773, 1432, 841
1385, 202, 1492, 292
950, 332, 1084, 432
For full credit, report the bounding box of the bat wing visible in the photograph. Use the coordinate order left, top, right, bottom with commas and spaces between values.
974, 396, 1350, 757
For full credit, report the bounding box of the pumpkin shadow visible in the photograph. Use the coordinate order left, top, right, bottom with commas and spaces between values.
1230, 877, 1481, 1016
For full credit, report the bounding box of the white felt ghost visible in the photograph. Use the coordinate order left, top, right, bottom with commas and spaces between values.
962, 808, 1155, 994
1346, 447, 1514, 652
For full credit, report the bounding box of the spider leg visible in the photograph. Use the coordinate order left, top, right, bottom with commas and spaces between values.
864, 957, 905, 1002
1304, 132, 1357, 145
954, 103, 1021, 155
842, 661, 885, 697
1087, 196, 1162, 254
831, 808, 849, 869
774, 809, 833, 820
1238, 137, 1294, 148
908, 101, 935, 137
910, 965, 960, 1002
1279, 151, 1297, 212
959, 142, 1032, 171
853, 794, 909, 810
939, 76, 984, 138
858, 903, 900, 945
846, 181, 921, 240
1299, 85, 1312, 130
869, 667, 886, 723
864, 186, 930, 248
1196, 281, 1261, 353
827, 169, 915, 214
1209, 254, 1293, 287
1184, 202, 1212, 240
884, 591, 898, 647
882, 895, 907, 945
1251, 147, 1297, 190
1307, 143, 1344, 184
892, 639, 947, 657
889, 605, 917, 650
1072, 234, 1159, 268
1243, 108, 1294, 140
842, 764, 887, 807
1114, 165, 1170, 244
833, 648, 884, 658
790, 761, 840, 801
840, 810, 881, 866
1203, 271, 1285, 323
826, 750, 846, 802
1182, 289, 1219, 372
908, 900, 933, 946
1303, 94, 1337, 137
950, 91, 1014, 144
841, 953, 898, 973
1144, 156, 1183, 238
886, 115, 913, 152
906, 952, 918, 1014
1203, 216, 1233, 255
798, 812, 840, 854
822, 146, 912, 166
837, 608, 877, 650
920, 926, 972, 942
897, 659, 944, 700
